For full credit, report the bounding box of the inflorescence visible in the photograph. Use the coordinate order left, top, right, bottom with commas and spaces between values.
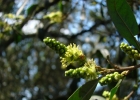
99, 72, 124, 85
43, 37, 97, 80
60, 43, 86, 69
65, 59, 97, 80
120, 42, 140, 59
43, 37, 131, 82
43, 37, 139, 100
43, 37, 67, 56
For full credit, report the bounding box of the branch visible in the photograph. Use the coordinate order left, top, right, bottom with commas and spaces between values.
110, 64, 140, 72
124, 90, 134, 100
97, 64, 140, 74
70, 19, 111, 38
0, 0, 61, 56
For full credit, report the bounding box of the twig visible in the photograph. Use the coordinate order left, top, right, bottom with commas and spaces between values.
124, 90, 134, 100
106, 56, 120, 69
105, 64, 140, 74
96, 64, 140, 74
16, 0, 29, 16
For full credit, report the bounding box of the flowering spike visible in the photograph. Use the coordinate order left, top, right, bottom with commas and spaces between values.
43, 37, 67, 56
120, 42, 140, 60
65, 59, 97, 80
99, 72, 124, 85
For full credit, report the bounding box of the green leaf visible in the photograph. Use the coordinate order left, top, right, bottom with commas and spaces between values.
58, 0, 63, 12
27, 4, 38, 15
109, 79, 122, 100
68, 79, 98, 100
107, 0, 140, 51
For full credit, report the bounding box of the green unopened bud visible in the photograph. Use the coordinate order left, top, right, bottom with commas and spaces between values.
110, 73, 114, 78
114, 74, 121, 81
99, 76, 108, 85
120, 42, 140, 60
131, 49, 135, 54
102, 91, 110, 97
43, 37, 67, 56
106, 74, 110, 78
99, 80, 105, 85
134, 50, 138, 54
103, 91, 118, 100
65, 59, 97, 80
107, 77, 112, 82
80, 68, 85, 74
99, 72, 125, 85
112, 94, 119, 100
73, 70, 77, 75
126, 46, 132, 51
65, 69, 73, 76
114, 72, 119, 75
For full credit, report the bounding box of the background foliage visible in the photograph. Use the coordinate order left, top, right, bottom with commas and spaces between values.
1, 0, 140, 100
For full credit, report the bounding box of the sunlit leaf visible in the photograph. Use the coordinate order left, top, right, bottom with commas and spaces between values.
107, 0, 140, 51
68, 79, 98, 100
109, 79, 122, 100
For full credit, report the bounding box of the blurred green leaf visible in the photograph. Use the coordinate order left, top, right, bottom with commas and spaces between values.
109, 79, 122, 100
107, 0, 140, 51
27, 4, 38, 15
68, 79, 98, 100
58, 0, 63, 12
15, 34, 22, 43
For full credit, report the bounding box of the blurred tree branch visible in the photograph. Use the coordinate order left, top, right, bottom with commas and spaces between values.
0, 18, 112, 56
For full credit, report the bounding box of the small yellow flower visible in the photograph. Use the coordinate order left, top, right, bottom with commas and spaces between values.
60, 43, 86, 69
83, 59, 97, 80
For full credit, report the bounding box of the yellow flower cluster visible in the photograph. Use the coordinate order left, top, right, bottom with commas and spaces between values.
60, 43, 86, 69
65, 59, 97, 80
43, 11, 63, 23
43, 37, 98, 80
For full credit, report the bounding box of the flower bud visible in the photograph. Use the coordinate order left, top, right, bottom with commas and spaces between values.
43, 37, 67, 56
120, 42, 140, 60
